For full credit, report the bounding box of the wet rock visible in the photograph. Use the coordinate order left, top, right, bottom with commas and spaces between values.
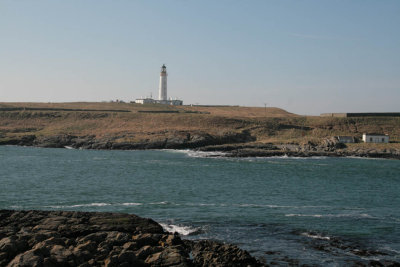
0, 210, 262, 267
34, 135, 77, 148
8, 249, 44, 267
117, 249, 136, 262
122, 241, 137, 251
18, 135, 36, 146
132, 233, 161, 247
75, 240, 97, 253
135, 245, 163, 259
162, 234, 183, 246
320, 137, 346, 150
48, 245, 74, 265
77, 232, 107, 244
188, 240, 261, 267
198, 143, 277, 153
3, 131, 400, 160
145, 246, 190, 266
0, 236, 29, 264
104, 255, 118, 267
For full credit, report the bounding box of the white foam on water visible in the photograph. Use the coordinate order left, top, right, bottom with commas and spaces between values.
267, 156, 328, 160
381, 246, 400, 254
178, 150, 227, 158
160, 223, 201, 236
236, 203, 271, 207
360, 256, 383, 261
93, 157, 108, 160
285, 213, 375, 219
235, 203, 332, 209
286, 214, 324, 218
149, 201, 169, 205
167, 149, 337, 160
72, 203, 111, 207
121, 202, 143, 206
46, 205, 67, 209
357, 213, 375, 218
229, 156, 331, 163
301, 232, 331, 240
47, 203, 112, 208
9, 205, 23, 209
345, 156, 386, 161
186, 203, 216, 206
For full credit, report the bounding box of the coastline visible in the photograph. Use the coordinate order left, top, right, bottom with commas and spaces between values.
0, 209, 261, 267
1, 102, 399, 161
1, 135, 399, 160
2, 148, 400, 265
1, 210, 399, 266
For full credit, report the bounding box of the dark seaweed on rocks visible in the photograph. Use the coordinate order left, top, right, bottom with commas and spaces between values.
2, 133, 399, 160
0, 210, 263, 267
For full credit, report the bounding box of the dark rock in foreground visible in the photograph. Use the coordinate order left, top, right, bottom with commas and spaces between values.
0, 210, 262, 267
185, 240, 258, 267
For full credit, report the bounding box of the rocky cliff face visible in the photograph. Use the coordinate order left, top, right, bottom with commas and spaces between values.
197, 139, 400, 160
0, 131, 255, 151
0, 210, 261, 267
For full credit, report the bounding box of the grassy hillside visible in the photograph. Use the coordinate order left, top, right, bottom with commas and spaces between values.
0, 102, 399, 145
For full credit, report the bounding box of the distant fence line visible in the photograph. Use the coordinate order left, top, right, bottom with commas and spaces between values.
321, 113, 400, 118
137, 110, 210, 114
0, 107, 131, 113
137, 110, 179, 113
191, 105, 240, 107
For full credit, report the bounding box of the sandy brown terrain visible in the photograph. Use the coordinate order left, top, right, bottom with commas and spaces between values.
0, 102, 399, 155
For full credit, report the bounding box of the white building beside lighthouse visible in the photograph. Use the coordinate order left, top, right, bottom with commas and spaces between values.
135, 64, 183, 105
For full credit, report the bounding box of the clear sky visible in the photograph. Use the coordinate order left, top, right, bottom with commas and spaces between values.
1, 0, 399, 115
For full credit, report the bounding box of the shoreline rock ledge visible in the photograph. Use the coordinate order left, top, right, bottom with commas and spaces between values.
0, 210, 262, 267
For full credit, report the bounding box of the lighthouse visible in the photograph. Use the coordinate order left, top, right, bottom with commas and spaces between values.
135, 64, 182, 105
159, 64, 167, 101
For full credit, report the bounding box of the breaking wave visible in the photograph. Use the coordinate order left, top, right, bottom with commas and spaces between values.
121, 202, 143, 206
47, 203, 112, 208
301, 232, 331, 240
176, 150, 227, 158
47, 202, 142, 209
160, 223, 203, 236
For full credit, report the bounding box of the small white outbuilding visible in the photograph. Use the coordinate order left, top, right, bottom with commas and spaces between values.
362, 133, 389, 143
135, 98, 157, 104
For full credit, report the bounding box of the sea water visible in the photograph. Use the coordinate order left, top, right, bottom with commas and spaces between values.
1, 146, 399, 265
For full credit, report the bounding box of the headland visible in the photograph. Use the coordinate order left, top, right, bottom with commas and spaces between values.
1, 102, 399, 159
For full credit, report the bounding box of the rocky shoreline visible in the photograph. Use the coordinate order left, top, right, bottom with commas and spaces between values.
0, 210, 261, 267
197, 141, 400, 160
2, 210, 399, 266
1, 134, 399, 160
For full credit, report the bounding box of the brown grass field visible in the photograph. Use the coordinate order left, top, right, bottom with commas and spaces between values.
0, 102, 399, 146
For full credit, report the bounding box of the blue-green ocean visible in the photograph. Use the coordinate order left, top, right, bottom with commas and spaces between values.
1, 146, 399, 265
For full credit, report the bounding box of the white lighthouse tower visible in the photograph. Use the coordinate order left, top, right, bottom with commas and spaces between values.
134, 64, 182, 105
159, 64, 167, 101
